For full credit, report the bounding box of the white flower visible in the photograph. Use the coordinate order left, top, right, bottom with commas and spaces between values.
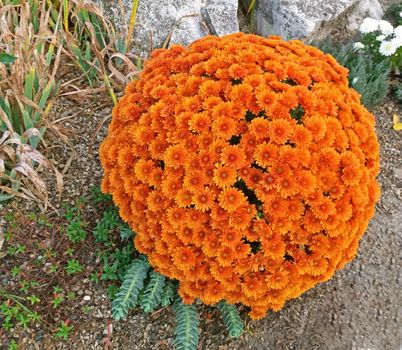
360, 17, 379, 34
353, 42, 365, 51
379, 20, 394, 35
352, 77, 359, 85
399, 11, 402, 17
379, 38, 400, 56
394, 26, 402, 39
376, 34, 386, 41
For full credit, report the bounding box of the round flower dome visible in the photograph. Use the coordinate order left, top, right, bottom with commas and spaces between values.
100, 33, 380, 319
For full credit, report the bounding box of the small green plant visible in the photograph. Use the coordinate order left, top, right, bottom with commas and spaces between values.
51, 294, 64, 309
10, 266, 22, 278
63, 205, 86, 243
8, 339, 18, 350
49, 264, 59, 273
54, 320, 74, 340
26, 295, 41, 305
67, 291, 76, 301
7, 243, 26, 255
53, 286, 63, 294
65, 247, 75, 257
0, 291, 41, 331
65, 259, 83, 275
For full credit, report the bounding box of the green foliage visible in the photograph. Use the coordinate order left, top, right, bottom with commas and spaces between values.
320, 41, 389, 108
140, 271, 165, 313
65, 259, 83, 275
93, 206, 121, 243
385, 3, 402, 26
54, 321, 74, 340
112, 256, 150, 320
63, 204, 87, 243
0, 291, 41, 331
393, 84, 402, 104
173, 298, 200, 350
217, 301, 244, 338
161, 280, 177, 307
90, 186, 112, 204
0, 52, 17, 64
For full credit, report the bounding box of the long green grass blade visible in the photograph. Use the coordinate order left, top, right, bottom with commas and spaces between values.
125, 0, 139, 52
33, 80, 54, 123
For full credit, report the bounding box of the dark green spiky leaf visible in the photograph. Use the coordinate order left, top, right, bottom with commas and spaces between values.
119, 225, 134, 240
173, 298, 199, 350
140, 271, 165, 313
161, 280, 177, 307
217, 301, 244, 338
112, 256, 150, 320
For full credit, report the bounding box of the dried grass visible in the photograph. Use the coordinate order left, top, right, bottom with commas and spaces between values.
0, 0, 140, 206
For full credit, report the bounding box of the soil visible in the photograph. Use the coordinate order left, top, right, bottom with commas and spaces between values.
1, 83, 402, 350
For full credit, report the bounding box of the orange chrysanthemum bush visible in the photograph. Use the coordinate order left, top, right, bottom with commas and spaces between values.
100, 33, 380, 319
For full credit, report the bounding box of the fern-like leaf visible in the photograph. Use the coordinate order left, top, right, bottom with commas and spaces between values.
173, 298, 199, 350
161, 280, 177, 307
140, 271, 166, 313
112, 256, 150, 320
217, 301, 244, 338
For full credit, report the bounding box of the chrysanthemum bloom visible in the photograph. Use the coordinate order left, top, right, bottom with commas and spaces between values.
100, 33, 380, 319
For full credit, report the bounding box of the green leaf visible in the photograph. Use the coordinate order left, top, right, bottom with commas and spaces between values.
217, 301, 244, 338
33, 80, 55, 123
173, 298, 199, 350
0, 53, 17, 65
161, 280, 177, 307
140, 271, 165, 313
112, 256, 150, 320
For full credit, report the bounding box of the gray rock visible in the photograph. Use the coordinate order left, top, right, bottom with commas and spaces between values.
255, 0, 383, 41
346, 0, 384, 33
94, 0, 238, 58
201, 0, 239, 36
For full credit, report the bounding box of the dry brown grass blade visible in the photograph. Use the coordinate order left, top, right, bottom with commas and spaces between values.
108, 52, 140, 85
89, 113, 111, 151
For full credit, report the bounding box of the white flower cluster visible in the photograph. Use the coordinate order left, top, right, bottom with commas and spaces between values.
353, 16, 402, 56
358, 17, 402, 57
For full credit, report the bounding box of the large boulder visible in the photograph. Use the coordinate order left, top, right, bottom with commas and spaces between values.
254, 0, 384, 41
94, 0, 239, 57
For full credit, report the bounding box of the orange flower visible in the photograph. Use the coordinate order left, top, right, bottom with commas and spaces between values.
256, 89, 276, 110
183, 169, 208, 193
254, 142, 278, 168
304, 115, 327, 141
219, 188, 248, 212
268, 119, 293, 144
134, 159, 155, 182
173, 246, 197, 272
312, 197, 336, 220
164, 144, 186, 168
213, 165, 237, 188
193, 187, 215, 212
189, 112, 211, 133
177, 225, 195, 245
292, 125, 312, 148
296, 170, 317, 197
175, 188, 193, 208
248, 117, 270, 140
221, 145, 247, 169
212, 116, 237, 140
217, 246, 236, 266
